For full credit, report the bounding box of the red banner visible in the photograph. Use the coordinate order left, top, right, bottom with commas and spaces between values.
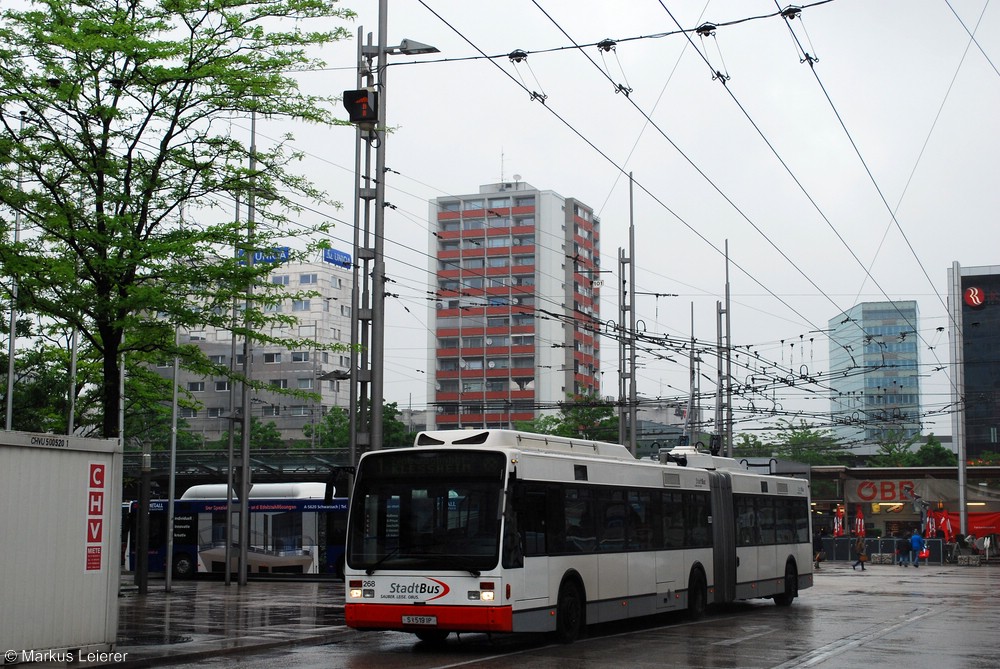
927, 511, 1000, 541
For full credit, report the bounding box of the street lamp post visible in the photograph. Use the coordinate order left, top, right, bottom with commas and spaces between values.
346, 1, 437, 465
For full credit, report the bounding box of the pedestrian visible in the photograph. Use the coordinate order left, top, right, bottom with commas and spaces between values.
813, 527, 827, 570
852, 535, 867, 571
897, 531, 911, 566
910, 528, 926, 568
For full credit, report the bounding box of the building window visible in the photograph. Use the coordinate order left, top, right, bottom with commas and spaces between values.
155, 360, 169, 368
292, 351, 310, 363
215, 380, 229, 392
270, 378, 288, 389
300, 273, 318, 285
263, 405, 280, 417
208, 354, 225, 365
272, 275, 290, 285
297, 378, 314, 390
514, 196, 535, 207
187, 381, 204, 392
207, 407, 224, 418
290, 405, 309, 416
464, 199, 484, 210
440, 200, 460, 212
292, 299, 310, 311
189, 331, 206, 341
179, 407, 197, 419
264, 352, 282, 364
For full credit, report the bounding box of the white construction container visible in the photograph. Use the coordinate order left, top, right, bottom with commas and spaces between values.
0, 431, 122, 664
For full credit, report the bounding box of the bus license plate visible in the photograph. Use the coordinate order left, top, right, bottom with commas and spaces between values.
402, 615, 437, 626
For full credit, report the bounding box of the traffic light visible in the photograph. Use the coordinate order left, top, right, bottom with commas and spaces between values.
343, 89, 378, 124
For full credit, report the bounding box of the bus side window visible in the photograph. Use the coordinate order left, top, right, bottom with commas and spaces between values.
563, 488, 595, 553
775, 499, 795, 543
597, 489, 626, 552
662, 493, 684, 548
684, 492, 711, 547
758, 498, 776, 544
628, 491, 652, 550
520, 488, 548, 557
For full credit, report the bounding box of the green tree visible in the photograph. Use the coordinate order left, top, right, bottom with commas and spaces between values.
1, 325, 71, 433
908, 434, 956, 466
513, 414, 562, 435
0, 0, 354, 437
869, 429, 921, 467
514, 394, 619, 442
304, 402, 413, 450
766, 419, 852, 466
212, 416, 284, 450
732, 432, 771, 458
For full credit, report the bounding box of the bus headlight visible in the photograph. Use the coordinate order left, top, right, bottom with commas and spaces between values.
469, 582, 496, 601
467, 590, 495, 601
348, 580, 374, 599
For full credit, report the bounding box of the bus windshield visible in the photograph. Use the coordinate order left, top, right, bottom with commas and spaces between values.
347, 450, 507, 574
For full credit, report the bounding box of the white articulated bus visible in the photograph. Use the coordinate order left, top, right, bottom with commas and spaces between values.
344, 429, 812, 643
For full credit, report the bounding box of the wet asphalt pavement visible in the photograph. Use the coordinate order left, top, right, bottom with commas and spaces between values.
16, 562, 1000, 668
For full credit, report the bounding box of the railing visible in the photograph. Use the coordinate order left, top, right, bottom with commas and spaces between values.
821, 537, 945, 565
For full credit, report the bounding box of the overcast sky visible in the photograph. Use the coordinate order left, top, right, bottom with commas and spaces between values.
253, 0, 999, 440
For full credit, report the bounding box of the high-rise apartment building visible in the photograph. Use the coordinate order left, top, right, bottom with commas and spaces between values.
828, 301, 921, 450
155, 256, 354, 444
427, 181, 601, 429
948, 263, 1000, 460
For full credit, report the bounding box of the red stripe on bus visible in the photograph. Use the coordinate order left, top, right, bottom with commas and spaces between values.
345, 603, 513, 633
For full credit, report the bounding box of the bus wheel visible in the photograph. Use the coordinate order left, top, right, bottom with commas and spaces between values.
687, 569, 707, 619
172, 553, 195, 579
414, 630, 449, 645
773, 563, 797, 607
555, 580, 585, 643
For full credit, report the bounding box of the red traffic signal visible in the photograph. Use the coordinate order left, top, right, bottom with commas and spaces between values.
343, 89, 378, 124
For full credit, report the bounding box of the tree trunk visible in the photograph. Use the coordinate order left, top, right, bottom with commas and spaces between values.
101, 334, 120, 440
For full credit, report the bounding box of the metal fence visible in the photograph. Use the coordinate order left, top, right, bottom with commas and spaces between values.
821, 537, 944, 565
